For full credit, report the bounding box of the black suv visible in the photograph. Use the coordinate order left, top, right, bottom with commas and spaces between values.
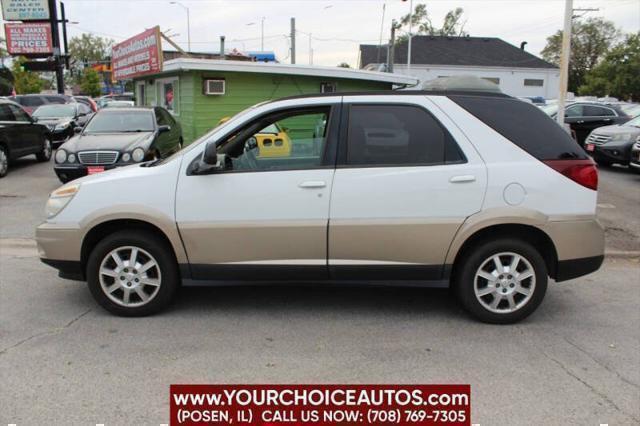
0, 99, 52, 178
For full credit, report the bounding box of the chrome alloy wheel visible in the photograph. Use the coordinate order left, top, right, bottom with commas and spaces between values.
99, 246, 162, 307
474, 252, 536, 314
0, 149, 7, 175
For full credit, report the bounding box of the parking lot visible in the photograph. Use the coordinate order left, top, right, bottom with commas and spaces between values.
1, 158, 639, 425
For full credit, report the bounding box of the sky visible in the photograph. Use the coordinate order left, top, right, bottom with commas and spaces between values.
6, 0, 640, 67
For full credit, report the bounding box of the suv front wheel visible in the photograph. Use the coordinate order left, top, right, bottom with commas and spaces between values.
87, 230, 179, 316
455, 238, 548, 324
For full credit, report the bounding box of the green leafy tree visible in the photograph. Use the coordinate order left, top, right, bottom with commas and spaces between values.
68, 34, 113, 83
541, 17, 619, 93
579, 33, 640, 101
80, 67, 102, 97
394, 3, 467, 43
11, 57, 43, 94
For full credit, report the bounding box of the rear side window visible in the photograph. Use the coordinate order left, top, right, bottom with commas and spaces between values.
346, 104, 465, 166
584, 105, 615, 117
20, 96, 45, 107
0, 105, 14, 121
450, 95, 587, 160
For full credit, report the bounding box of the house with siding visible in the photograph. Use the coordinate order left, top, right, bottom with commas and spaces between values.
359, 36, 559, 99
132, 58, 417, 144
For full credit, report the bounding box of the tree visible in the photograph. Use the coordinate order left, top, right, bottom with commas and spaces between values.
80, 67, 102, 97
337, 62, 351, 68
68, 34, 113, 83
11, 57, 43, 94
394, 3, 467, 43
579, 33, 640, 101
541, 17, 619, 93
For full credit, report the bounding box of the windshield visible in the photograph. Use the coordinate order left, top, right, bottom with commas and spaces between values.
83, 111, 154, 133
33, 105, 75, 118
625, 116, 640, 127
540, 104, 559, 116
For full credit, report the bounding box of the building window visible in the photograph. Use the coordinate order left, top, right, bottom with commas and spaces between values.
320, 82, 337, 93
136, 82, 146, 106
524, 79, 544, 87
156, 77, 179, 114
482, 77, 500, 85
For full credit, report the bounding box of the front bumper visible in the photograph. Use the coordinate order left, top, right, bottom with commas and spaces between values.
36, 222, 84, 280
590, 140, 634, 164
54, 162, 129, 182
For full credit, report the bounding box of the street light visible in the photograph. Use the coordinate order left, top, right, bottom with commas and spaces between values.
170, 1, 191, 52
247, 17, 266, 51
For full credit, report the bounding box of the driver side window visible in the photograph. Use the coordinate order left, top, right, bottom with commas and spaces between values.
218, 107, 331, 172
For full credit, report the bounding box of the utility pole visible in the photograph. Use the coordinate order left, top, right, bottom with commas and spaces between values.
387, 20, 396, 73
556, 0, 573, 127
48, 0, 64, 94
290, 18, 296, 64
261, 17, 265, 51
376, 3, 386, 65
60, 2, 70, 70
407, 0, 413, 73
308, 33, 313, 65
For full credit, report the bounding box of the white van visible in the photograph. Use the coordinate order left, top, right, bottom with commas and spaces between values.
36, 91, 605, 323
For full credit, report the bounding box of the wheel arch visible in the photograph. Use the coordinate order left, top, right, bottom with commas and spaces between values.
448, 222, 559, 281
81, 218, 185, 280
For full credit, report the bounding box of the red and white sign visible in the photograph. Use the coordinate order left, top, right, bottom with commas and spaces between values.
111, 26, 163, 81
4, 22, 53, 55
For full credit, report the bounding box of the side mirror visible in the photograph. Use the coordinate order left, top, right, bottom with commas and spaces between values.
74, 127, 82, 134
158, 125, 171, 133
203, 142, 218, 165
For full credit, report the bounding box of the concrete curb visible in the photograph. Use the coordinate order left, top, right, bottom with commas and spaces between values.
605, 250, 640, 259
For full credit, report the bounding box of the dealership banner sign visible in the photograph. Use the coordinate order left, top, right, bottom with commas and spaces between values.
111, 26, 163, 81
170, 384, 471, 425
4, 22, 53, 55
1, 0, 50, 20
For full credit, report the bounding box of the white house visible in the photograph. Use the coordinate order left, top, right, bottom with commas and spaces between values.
360, 36, 560, 99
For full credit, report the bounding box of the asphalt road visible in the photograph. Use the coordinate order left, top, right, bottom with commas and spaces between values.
1, 157, 639, 425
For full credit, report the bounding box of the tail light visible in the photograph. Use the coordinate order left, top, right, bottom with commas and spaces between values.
543, 159, 598, 190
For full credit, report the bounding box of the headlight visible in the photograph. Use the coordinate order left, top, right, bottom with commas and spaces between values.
121, 153, 131, 162
45, 184, 80, 218
55, 149, 67, 163
611, 133, 633, 142
131, 148, 145, 162
67, 153, 76, 163
55, 122, 69, 130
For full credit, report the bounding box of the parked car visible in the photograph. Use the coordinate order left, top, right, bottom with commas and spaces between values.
103, 100, 135, 108
0, 99, 51, 178
541, 102, 630, 146
629, 138, 640, 172
97, 93, 134, 109
10, 94, 75, 114
32, 103, 94, 148
53, 106, 182, 183
217, 116, 292, 158
620, 103, 640, 119
37, 91, 604, 323
74, 96, 98, 113
584, 115, 640, 167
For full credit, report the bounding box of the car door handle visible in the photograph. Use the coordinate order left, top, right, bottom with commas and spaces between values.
449, 175, 476, 183
298, 181, 326, 189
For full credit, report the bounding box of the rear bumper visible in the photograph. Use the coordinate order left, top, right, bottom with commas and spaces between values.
555, 255, 604, 282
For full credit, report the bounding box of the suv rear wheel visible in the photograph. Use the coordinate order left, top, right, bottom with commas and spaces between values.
0, 145, 8, 177
455, 238, 548, 324
87, 230, 179, 316
36, 138, 52, 162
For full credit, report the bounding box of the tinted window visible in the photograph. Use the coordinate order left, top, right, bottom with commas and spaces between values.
346, 105, 462, 166
584, 105, 615, 117
44, 96, 66, 104
565, 104, 583, 117
0, 105, 14, 121
451, 95, 587, 160
8, 105, 30, 122
33, 105, 76, 118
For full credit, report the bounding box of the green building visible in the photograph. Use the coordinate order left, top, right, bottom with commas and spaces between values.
132, 58, 417, 144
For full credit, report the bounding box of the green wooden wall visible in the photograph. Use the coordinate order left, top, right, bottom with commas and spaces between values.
135, 70, 390, 144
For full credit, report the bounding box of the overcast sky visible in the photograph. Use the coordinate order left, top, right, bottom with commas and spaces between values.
19, 0, 640, 67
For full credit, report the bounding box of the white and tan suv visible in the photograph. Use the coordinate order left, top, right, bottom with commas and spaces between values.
37, 91, 605, 323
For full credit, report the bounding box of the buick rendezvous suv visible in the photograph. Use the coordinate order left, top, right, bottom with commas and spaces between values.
37, 91, 605, 323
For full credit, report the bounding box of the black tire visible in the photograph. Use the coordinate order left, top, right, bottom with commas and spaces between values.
454, 238, 548, 324
36, 138, 52, 162
0, 145, 8, 178
86, 230, 179, 316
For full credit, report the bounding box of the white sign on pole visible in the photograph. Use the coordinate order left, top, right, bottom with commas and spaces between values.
1, 0, 50, 21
